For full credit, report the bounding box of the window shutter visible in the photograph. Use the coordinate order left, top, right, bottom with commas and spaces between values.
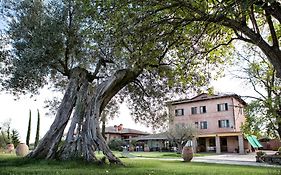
225, 103, 228, 111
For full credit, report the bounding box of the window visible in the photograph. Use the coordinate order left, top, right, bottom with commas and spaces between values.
191, 107, 197, 114
218, 120, 230, 128
217, 103, 228, 111
195, 122, 199, 128
200, 106, 207, 113
175, 109, 184, 116
200, 121, 207, 129
239, 108, 244, 114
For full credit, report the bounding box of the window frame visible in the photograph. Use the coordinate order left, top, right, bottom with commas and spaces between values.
195, 122, 199, 128
218, 119, 230, 128
200, 121, 208, 129
175, 109, 184, 116
199, 106, 207, 114
191, 107, 197, 115
217, 103, 228, 112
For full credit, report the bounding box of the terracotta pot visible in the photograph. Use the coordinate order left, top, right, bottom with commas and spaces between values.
144, 146, 150, 152
16, 143, 29, 157
129, 146, 135, 152
182, 146, 193, 162
6, 143, 14, 153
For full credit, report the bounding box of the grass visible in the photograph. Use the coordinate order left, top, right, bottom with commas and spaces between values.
0, 153, 280, 175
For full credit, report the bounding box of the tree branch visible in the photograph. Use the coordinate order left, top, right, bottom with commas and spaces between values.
201, 37, 237, 55
133, 79, 150, 97
265, 7, 279, 49
249, 77, 267, 100
262, 1, 281, 24
241, 95, 263, 101
249, 4, 260, 35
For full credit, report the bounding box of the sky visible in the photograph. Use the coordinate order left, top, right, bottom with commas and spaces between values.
0, 69, 257, 143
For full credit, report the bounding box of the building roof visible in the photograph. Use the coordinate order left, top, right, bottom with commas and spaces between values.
105, 126, 150, 135
130, 132, 168, 141
166, 93, 247, 106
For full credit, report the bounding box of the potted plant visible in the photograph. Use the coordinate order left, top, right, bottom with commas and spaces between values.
256, 151, 266, 162
6, 143, 14, 153
144, 144, 150, 152
16, 143, 29, 157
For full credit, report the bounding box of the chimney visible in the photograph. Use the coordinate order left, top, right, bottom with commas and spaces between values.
114, 125, 118, 131
118, 124, 123, 131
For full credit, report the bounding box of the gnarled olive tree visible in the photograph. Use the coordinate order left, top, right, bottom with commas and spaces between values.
0, 0, 229, 163
127, 0, 281, 77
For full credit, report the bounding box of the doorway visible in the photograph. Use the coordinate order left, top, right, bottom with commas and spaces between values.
220, 137, 227, 152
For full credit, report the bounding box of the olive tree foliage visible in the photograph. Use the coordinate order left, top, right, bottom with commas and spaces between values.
0, 0, 227, 163
234, 45, 281, 138
166, 124, 197, 153
0, 119, 20, 148
124, 0, 281, 77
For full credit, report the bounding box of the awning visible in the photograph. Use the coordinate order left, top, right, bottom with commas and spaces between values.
246, 135, 263, 148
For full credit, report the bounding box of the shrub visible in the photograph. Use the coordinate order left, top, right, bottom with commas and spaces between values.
256, 151, 266, 157
278, 147, 281, 153
108, 139, 126, 151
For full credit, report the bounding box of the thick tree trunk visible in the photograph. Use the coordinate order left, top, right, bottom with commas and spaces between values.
27, 67, 140, 164
27, 68, 89, 159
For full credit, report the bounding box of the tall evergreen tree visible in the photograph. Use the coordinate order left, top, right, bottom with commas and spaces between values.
11, 129, 20, 148
34, 109, 40, 148
26, 110, 31, 147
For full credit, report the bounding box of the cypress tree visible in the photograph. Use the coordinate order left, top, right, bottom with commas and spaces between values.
34, 109, 40, 148
11, 129, 20, 148
26, 110, 31, 146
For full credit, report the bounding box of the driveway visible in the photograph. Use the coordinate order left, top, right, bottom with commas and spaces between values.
132, 151, 280, 167
192, 151, 279, 167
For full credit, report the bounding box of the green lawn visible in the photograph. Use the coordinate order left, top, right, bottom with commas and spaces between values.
0, 153, 279, 175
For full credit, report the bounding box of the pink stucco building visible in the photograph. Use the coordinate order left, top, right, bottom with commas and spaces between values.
167, 93, 251, 154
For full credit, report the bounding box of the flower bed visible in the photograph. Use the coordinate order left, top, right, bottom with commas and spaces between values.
256, 151, 281, 165
263, 155, 281, 165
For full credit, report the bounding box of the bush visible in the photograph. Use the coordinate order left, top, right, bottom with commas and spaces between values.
108, 139, 126, 151
256, 151, 266, 157
278, 147, 281, 153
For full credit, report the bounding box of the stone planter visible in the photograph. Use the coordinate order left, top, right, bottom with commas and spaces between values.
182, 146, 193, 162
6, 143, 14, 153
16, 143, 29, 157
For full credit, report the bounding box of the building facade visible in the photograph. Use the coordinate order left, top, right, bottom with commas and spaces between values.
167, 93, 251, 154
